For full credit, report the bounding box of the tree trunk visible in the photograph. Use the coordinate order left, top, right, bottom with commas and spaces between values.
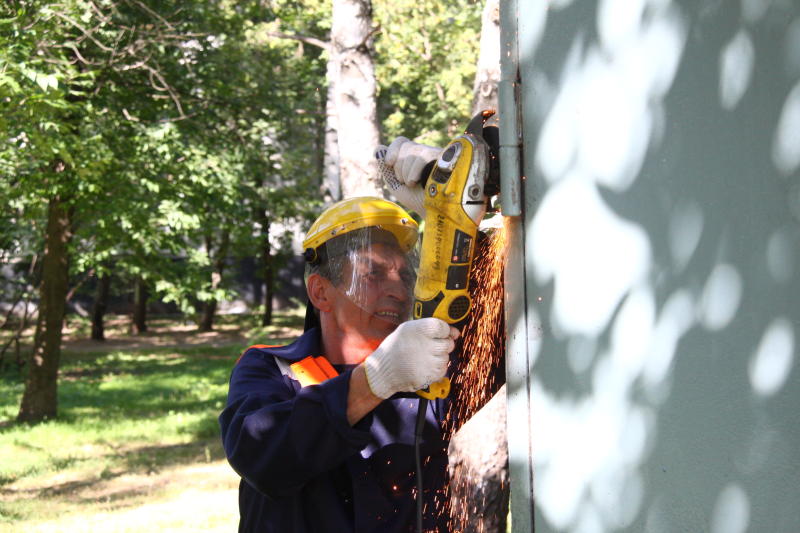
261, 216, 274, 327
472, 0, 501, 114
330, 0, 381, 198
322, 58, 341, 203
448, 386, 509, 533
18, 196, 72, 423
91, 272, 110, 341
200, 298, 217, 332
199, 232, 229, 332
132, 277, 148, 334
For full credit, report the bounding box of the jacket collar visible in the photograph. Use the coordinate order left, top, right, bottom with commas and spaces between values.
260, 327, 323, 362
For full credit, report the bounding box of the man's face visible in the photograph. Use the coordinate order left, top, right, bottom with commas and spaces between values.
330, 242, 415, 342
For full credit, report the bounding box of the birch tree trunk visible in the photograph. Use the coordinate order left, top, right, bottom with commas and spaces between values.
330, 0, 381, 198
472, 0, 501, 114
18, 194, 72, 422
322, 58, 341, 203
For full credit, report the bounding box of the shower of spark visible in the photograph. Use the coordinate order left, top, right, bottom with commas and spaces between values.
445, 217, 509, 436
438, 217, 510, 533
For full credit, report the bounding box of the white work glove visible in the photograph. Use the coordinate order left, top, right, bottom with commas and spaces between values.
385, 136, 441, 186
364, 317, 459, 399
375, 137, 441, 216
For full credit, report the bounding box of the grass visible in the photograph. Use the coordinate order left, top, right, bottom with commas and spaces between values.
0, 310, 304, 532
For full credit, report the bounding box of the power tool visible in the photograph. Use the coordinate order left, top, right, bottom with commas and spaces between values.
378, 110, 499, 533
412, 131, 492, 399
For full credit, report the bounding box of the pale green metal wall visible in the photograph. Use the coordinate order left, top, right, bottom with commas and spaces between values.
502, 1, 800, 531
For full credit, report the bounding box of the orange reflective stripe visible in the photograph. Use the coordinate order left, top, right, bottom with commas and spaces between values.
235, 344, 281, 366
290, 356, 339, 387
313, 356, 338, 380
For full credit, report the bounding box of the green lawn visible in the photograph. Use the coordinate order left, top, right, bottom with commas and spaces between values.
0, 312, 303, 532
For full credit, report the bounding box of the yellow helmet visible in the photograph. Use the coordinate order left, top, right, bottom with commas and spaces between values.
303, 197, 419, 263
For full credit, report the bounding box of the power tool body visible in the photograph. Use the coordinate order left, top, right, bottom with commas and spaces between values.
413, 133, 491, 399
376, 112, 498, 533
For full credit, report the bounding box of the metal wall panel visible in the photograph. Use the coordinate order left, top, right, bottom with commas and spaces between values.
504, 0, 800, 531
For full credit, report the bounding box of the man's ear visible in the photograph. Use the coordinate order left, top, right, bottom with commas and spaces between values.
307, 273, 334, 313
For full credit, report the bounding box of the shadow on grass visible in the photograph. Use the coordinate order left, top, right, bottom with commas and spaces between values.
0, 345, 239, 483
0, 502, 25, 522
1, 438, 232, 521
0, 339, 297, 434
32, 439, 228, 497
0, 315, 306, 523
115, 438, 228, 474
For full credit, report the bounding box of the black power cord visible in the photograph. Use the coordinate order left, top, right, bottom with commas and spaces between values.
414, 397, 428, 533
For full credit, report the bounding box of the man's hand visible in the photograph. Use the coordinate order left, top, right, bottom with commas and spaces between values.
363, 318, 460, 399
385, 136, 441, 186
376, 137, 441, 216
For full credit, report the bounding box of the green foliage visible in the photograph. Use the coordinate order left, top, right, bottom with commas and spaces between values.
0, 0, 482, 324
374, 0, 483, 146
1, 0, 326, 320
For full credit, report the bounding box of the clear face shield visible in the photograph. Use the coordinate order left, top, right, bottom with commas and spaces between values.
309, 227, 419, 328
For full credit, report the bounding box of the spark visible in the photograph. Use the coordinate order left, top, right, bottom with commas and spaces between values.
439, 218, 510, 532
445, 218, 508, 435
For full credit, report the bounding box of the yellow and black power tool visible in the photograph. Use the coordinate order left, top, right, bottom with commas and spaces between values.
416, 113, 498, 532
378, 111, 499, 533
412, 131, 492, 399
377, 112, 499, 400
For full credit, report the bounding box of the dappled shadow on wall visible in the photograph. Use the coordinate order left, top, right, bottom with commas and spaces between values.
513, 0, 799, 531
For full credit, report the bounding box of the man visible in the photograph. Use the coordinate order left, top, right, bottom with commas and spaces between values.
219, 138, 458, 532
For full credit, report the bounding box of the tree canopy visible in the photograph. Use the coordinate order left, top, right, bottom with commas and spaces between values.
1, 0, 484, 421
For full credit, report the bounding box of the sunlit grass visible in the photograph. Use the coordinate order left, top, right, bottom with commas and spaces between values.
0, 310, 305, 530
0, 346, 235, 522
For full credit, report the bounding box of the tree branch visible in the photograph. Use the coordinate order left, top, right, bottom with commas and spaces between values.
65, 268, 94, 304
144, 64, 186, 118
0, 292, 23, 330
267, 31, 330, 51
51, 10, 115, 52
359, 24, 381, 51
157, 111, 198, 123
127, 0, 176, 31
88, 0, 114, 25
56, 42, 103, 66
0, 288, 35, 368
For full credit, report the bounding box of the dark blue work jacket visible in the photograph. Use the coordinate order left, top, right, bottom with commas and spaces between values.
219, 328, 451, 533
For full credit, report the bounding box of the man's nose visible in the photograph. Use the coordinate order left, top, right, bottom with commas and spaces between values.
383, 271, 409, 300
